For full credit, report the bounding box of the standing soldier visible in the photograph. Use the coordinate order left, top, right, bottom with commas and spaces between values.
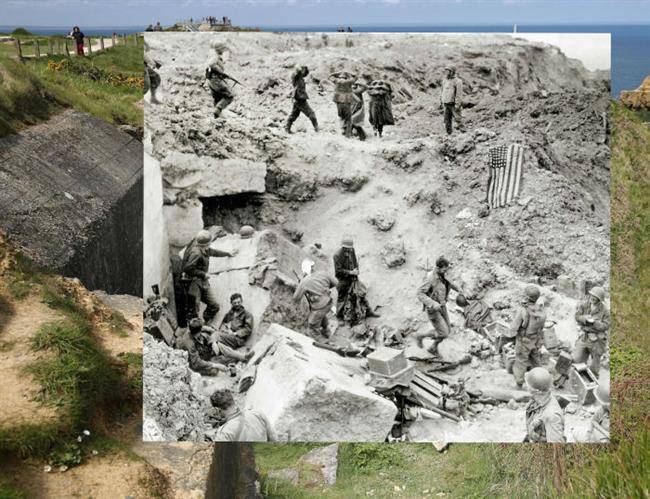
286, 66, 319, 133
524, 367, 565, 443
333, 238, 380, 322
573, 286, 610, 377
368, 78, 394, 138
144, 48, 162, 105
507, 285, 547, 389
330, 69, 356, 137
350, 79, 368, 141
415, 256, 465, 356
292, 259, 338, 340
440, 66, 465, 135
181, 229, 237, 326
205, 43, 237, 118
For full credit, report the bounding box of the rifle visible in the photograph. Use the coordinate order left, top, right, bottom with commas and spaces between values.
206, 66, 242, 86
292, 270, 313, 311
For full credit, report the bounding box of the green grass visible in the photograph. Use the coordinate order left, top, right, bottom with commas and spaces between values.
254, 101, 650, 498
0, 42, 143, 137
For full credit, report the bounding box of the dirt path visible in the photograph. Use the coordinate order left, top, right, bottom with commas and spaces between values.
0, 294, 63, 429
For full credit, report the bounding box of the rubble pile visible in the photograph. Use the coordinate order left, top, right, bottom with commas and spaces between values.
143, 333, 210, 441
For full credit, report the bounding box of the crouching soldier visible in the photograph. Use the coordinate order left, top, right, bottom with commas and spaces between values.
293, 258, 338, 340
211, 389, 277, 442
586, 382, 610, 442
181, 229, 237, 326
175, 319, 231, 376
573, 286, 610, 378
524, 367, 566, 443
212, 293, 254, 363
415, 256, 465, 356
507, 285, 547, 389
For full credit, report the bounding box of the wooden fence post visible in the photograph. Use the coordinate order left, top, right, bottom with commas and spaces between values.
100, 37, 105, 51
49, 39, 54, 56
112, 33, 116, 48
87, 37, 92, 55
14, 38, 22, 59
65, 39, 70, 57
35, 39, 41, 58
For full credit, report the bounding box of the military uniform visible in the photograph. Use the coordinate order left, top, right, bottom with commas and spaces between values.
525, 393, 566, 443
416, 271, 453, 349
144, 54, 161, 95
510, 302, 547, 387
214, 408, 277, 442
368, 80, 394, 137
573, 299, 610, 376
218, 306, 254, 349
206, 59, 234, 117
586, 406, 610, 442
181, 242, 231, 324
350, 83, 367, 140
175, 329, 224, 376
332, 73, 356, 136
286, 69, 318, 132
293, 271, 337, 339
441, 76, 463, 135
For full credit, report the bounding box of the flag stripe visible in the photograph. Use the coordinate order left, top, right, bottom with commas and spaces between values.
487, 143, 524, 209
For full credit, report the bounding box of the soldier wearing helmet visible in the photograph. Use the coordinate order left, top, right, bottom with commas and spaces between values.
292, 258, 338, 340
415, 256, 466, 356
573, 285, 610, 377
507, 285, 548, 389
174, 317, 231, 376
181, 229, 237, 326
524, 367, 566, 443
286, 65, 319, 134
587, 382, 610, 442
205, 44, 236, 118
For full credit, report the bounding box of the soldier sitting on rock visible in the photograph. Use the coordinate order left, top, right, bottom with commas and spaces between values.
212, 293, 255, 363
175, 319, 232, 377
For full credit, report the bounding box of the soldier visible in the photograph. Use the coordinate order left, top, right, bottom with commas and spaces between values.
368, 78, 394, 138
175, 319, 231, 376
211, 389, 277, 442
507, 285, 547, 389
524, 367, 565, 443
350, 80, 367, 141
333, 238, 381, 322
286, 65, 319, 133
212, 293, 255, 363
573, 286, 610, 377
205, 44, 237, 118
440, 66, 465, 135
144, 50, 162, 105
330, 69, 356, 137
181, 229, 236, 326
586, 382, 610, 442
293, 258, 338, 340
415, 256, 465, 356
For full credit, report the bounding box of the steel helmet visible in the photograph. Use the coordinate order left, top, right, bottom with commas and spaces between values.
588, 286, 606, 302
594, 383, 610, 406
525, 285, 541, 303
239, 225, 254, 239
525, 367, 552, 392
456, 293, 469, 307
341, 237, 354, 248
196, 230, 212, 245
189, 317, 203, 330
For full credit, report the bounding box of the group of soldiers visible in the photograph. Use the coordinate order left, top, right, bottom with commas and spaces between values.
144, 42, 466, 136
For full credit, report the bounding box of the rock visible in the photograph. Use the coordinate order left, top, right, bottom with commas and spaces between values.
299, 443, 339, 486
506, 399, 518, 410
437, 338, 471, 364
432, 441, 449, 452
381, 241, 407, 268
368, 211, 396, 232
267, 467, 300, 485
245, 325, 398, 441
163, 198, 204, 249
282, 225, 304, 243
473, 127, 496, 142
143, 333, 211, 441
478, 205, 490, 218
160, 152, 266, 197
620, 76, 650, 109
456, 207, 473, 220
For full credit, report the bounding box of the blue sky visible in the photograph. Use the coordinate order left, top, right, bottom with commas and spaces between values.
2, 0, 650, 27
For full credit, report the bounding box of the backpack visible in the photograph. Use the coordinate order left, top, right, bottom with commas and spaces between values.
520, 303, 546, 336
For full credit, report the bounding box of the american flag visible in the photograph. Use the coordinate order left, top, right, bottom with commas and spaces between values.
486, 144, 524, 209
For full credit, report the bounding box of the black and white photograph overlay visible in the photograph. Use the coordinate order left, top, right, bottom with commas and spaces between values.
143, 32, 611, 443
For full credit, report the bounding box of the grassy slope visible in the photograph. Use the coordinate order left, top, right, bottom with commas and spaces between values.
0, 42, 142, 137
254, 102, 650, 498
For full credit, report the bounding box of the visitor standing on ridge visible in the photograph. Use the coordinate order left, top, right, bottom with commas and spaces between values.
69, 26, 85, 56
